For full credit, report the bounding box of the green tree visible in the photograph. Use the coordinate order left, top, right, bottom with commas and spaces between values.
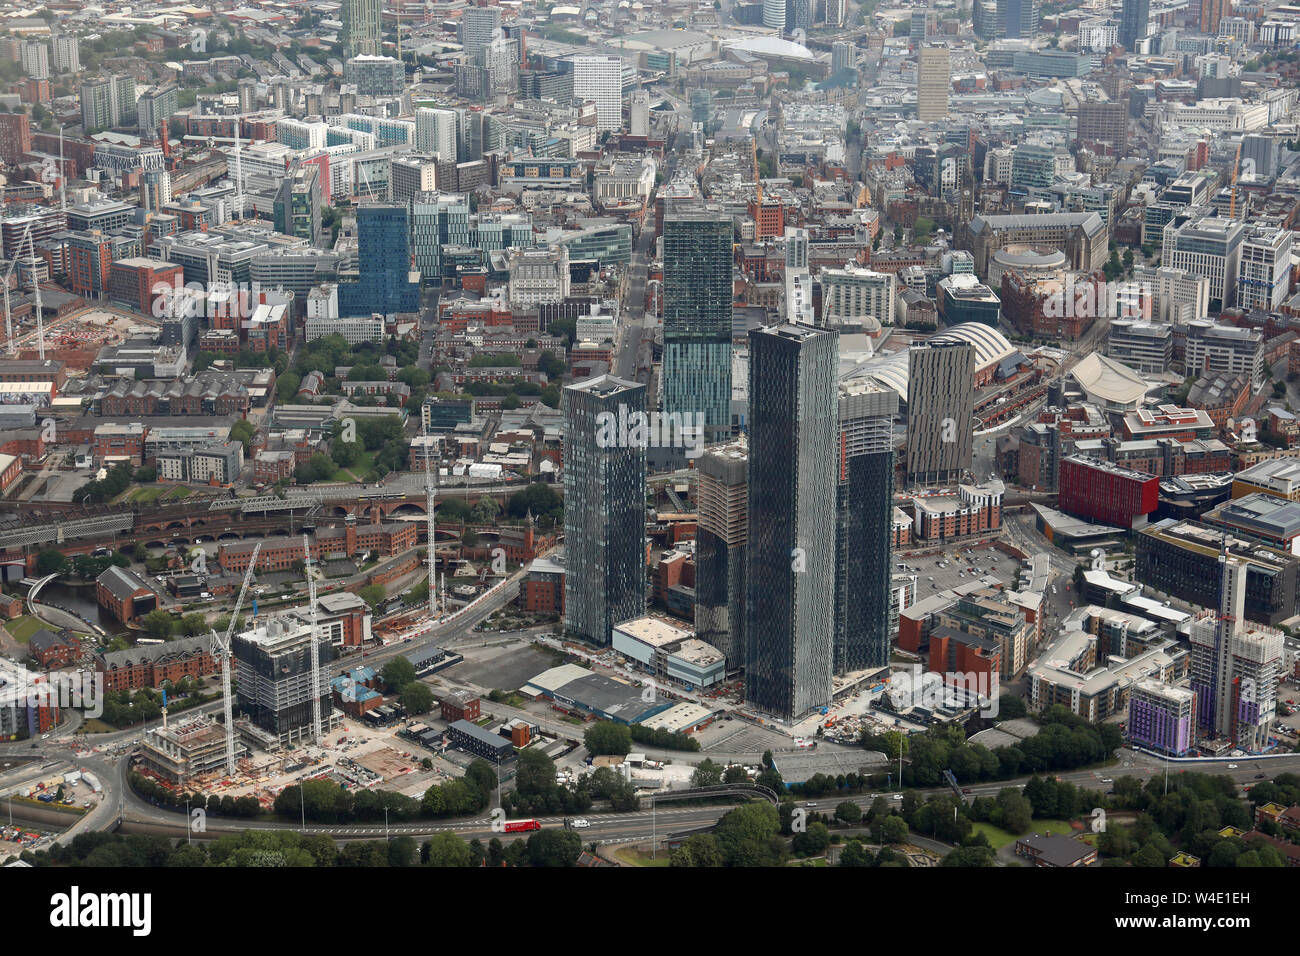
400, 682, 434, 715
229, 418, 256, 453
424, 832, 474, 866
881, 815, 909, 844
691, 759, 725, 788
792, 821, 831, 856
357, 584, 385, 608
142, 609, 175, 640
527, 829, 582, 867
381, 656, 416, 691
36, 550, 67, 575
584, 721, 632, 757
835, 801, 862, 825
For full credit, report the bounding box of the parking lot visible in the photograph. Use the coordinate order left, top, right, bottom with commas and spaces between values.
900, 541, 1028, 596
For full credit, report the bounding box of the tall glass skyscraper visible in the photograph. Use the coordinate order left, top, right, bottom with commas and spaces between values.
744, 324, 839, 721
1119, 0, 1150, 49
338, 203, 420, 317
695, 439, 748, 671
834, 379, 898, 674
562, 375, 648, 646
662, 203, 734, 444
342, 0, 383, 58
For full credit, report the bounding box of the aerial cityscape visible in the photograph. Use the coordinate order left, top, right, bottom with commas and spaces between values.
0, 0, 1297, 896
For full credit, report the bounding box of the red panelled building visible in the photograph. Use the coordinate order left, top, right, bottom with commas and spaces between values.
1058, 455, 1159, 529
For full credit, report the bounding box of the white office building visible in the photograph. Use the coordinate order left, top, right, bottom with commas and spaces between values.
571, 55, 624, 132
415, 107, 458, 161
820, 265, 896, 332
1162, 215, 1245, 310
1238, 226, 1293, 312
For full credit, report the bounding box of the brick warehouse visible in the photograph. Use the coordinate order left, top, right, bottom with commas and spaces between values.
1058, 455, 1159, 530
95, 565, 159, 625
218, 518, 417, 574
96, 635, 219, 692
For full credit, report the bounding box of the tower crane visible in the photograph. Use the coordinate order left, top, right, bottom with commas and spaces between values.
751, 134, 763, 206
210, 542, 260, 776
422, 421, 440, 621
2, 223, 40, 358
302, 534, 323, 746
27, 229, 43, 361
1230, 141, 1242, 220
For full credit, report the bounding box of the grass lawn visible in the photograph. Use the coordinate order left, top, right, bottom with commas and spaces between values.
80, 719, 117, 734
332, 450, 377, 483
164, 486, 192, 499
973, 818, 1078, 849
126, 486, 165, 503
613, 847, 669, 867
5, 615, 45, 643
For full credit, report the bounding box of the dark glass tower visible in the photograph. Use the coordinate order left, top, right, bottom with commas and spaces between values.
662, 202, 734, 444
338, 203, 420, 317
835, 379, 898, 674
695, 439, 748, 671
744, 324, 838, 721
562, 375, 648, 645
1120, 0, 1150, 49
905, 340, 974, 487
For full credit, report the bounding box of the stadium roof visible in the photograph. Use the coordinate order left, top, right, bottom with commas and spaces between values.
841, 322, 1019, 400
1070, 352, 1150, 409
722, 36, 816, 60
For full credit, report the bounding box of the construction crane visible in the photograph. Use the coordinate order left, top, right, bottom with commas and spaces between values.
26, 229, 43, 361
1, 223, 39, 358
302, 533, 323, 746
211, 542, 260, 776
422, 421, 440, 621
1, 223, 31, 357
751, 135, 763, 206
1229, 142, 1242, 220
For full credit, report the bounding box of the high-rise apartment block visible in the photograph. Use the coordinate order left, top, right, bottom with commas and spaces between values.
905, 341, 974, 487
562, 375, 648, 646
662, 203, 734, 444
917, 45, 950, 122
695, 440, 748, 671
834, 379, 898, 674
745, 324, 839, 721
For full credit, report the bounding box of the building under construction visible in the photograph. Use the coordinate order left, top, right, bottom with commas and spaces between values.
138, 714, 250, 787
233, 616, 339, 747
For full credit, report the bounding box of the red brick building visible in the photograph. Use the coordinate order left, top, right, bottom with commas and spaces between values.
95, 635, 219, 692
217, 519, 417, 574
95, 565, 159, 625
108, 258, 183, 316
0, 112, 31, 164
28, 630, 81, 669
440, 689, 481, 723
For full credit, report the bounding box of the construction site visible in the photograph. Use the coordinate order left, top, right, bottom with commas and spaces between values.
125, 443, 527, 808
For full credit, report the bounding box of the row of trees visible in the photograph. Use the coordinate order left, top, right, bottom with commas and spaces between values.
377, 655, 433, 715
20, 827, 585, 868
861, 706, 1124, 788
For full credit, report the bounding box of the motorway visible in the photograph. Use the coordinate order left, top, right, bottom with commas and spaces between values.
25, 745, 1300, 855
